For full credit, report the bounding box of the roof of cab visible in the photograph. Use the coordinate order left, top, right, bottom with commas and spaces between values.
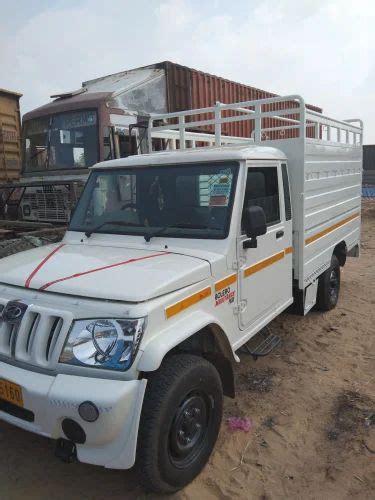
91, 144, 287, 169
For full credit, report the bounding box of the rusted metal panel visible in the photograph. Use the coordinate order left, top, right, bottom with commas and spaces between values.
162, 61, 321, 139
22, 92, 110, 121
0, 89, 22, 182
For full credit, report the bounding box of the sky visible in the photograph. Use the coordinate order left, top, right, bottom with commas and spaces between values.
1, 0, 374, 143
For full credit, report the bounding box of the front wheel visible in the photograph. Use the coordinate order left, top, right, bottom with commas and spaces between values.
137, 354, 223, 494
316, 254, 341, 311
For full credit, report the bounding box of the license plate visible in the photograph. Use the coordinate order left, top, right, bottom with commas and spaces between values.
0, 379, 24, 408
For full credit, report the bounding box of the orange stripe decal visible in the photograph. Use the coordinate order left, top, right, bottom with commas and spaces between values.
214, 273, 237, 292
305, 212, 360, 246
284, 246, 293, 255
244, 250, 285, 278
165, 287, 211, 319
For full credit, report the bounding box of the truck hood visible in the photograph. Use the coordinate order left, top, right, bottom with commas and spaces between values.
0, 243, 211, 302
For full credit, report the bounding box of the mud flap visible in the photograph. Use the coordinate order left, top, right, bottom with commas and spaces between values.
304, 280, 318, 314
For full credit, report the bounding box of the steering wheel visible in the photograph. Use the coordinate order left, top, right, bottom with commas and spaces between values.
121, 202, 138, 211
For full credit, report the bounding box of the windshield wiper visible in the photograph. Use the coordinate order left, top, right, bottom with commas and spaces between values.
144, 222, 216, 242
86, 220, 220, 240
84, 220, 140, 238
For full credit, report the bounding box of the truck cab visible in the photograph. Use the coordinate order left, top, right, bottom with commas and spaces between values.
19, 91, 143, 223
0, 96, 362, 494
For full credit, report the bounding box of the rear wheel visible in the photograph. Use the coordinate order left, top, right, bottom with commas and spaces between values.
316, 255, 341, 311
137, 354, 223, 494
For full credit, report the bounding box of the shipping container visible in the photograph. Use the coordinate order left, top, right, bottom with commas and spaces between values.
363, 144, 375, 169
161, 61, 321, 139
19, 62, 322, 223
22, 61, 323, 180
363, 145, 375, 185
79, 61, 321, 139
0, 89, 22, 183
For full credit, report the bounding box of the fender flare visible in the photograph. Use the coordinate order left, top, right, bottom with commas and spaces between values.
137, 310, 238, 372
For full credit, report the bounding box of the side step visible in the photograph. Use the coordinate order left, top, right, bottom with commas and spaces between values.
239, 328, 281, 360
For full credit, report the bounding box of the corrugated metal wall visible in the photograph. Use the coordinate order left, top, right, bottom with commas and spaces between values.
363, 145, 375, 170
163, 62, 322, 140
362, 145, 375, 185
0, 89, 22, 182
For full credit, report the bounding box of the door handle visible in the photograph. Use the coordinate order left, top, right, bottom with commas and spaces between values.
276, 230, 284, 239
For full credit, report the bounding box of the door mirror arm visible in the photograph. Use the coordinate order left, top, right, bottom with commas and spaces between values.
243, 237, 258, 249
242, 206, 267, 250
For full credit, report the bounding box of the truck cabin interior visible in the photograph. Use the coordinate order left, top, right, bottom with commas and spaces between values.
69, 162, 239, 239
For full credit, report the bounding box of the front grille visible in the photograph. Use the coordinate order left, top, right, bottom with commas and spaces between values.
0, 299, 67, 368
0, 399, 35, 422
22, 190, 70, 222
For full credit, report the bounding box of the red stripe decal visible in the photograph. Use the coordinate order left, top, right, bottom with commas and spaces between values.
39, 251, 170, 291
25, 243, 66, 288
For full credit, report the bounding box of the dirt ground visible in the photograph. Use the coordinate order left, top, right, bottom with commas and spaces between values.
0, 202, 374, 500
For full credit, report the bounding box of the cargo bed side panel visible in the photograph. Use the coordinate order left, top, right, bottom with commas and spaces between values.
302, 141, 362, 286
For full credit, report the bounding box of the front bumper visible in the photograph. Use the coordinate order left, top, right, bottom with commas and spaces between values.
0, 362, 146, 469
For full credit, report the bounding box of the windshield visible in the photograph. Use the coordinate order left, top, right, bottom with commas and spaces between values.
23, 109, 98, 172
69, 162, 239, 239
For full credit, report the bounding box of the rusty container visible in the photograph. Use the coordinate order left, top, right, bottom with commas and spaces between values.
160, 61, 321, 139
0, 89, 22, 182
363, 144, 375, 185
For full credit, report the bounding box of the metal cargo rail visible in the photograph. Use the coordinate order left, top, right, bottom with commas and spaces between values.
147, 95, 362, 150
148, 95, 363, 291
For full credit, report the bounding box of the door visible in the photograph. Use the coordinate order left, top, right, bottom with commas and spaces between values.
238, 162, 293, 330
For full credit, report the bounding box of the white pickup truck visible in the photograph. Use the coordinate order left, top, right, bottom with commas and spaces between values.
0, 96, 362, 493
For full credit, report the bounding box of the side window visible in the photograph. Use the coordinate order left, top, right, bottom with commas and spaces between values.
281, 164, 292, 221
241, 167, 280, 232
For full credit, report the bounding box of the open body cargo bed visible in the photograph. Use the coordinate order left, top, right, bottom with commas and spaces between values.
147, 95, 363, 290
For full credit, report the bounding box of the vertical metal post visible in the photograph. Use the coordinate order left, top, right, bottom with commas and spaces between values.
134, 128, 140, 155
315, 122, 320, 140
254, 103, 261, 143
296, 96, 306, 290
114, 133, 120, 159
179, 115, 186, 150
214, 102, 222, 146
147, 117, 153, 153
298, 100, 305, 141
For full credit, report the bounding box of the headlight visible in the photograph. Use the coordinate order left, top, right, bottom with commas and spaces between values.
59, 318, 146, 371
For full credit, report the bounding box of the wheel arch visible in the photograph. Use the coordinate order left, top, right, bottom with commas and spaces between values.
168, 324, 236, 398
333, 240, 347, 266
138, 316, 237, 398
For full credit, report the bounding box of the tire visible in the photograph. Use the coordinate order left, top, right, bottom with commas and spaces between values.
137, 354, 223, 494
316, 254, 340, 311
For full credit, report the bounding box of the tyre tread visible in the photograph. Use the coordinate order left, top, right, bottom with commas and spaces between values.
137, 354, 221, 494
316, 254, 340, 312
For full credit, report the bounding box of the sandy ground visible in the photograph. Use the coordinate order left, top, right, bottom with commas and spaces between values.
0, 202, 374, 500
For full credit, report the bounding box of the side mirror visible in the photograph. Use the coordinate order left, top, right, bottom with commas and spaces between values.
242, 206, 267, 249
